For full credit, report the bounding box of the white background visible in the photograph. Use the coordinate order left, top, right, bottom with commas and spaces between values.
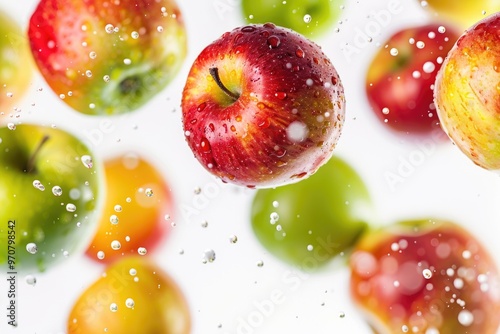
1, 0, 500, 333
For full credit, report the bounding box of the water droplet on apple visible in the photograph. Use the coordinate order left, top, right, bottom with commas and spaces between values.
66, 203, 76, 212
125, 298, 135, 308
85, 70, 92, 78
458, 309, 474, 326
296, 47, 305, 58
25, 275, 36, 286
97, 251, 105, 260
390, 48, 399, 56
202, 249, 216, 263
267, 35, 280, 48
270, 212, 279, 224
382, 107, 390, 115
423, 61, 436, 73
110, 215, 119, 225
32, 180, 45, 191
145, 188, 153, 197
89, 51, 97, 59
412, 70, 421, 79
197, 102, 207, 111
402, 325, 409, 332
131, 31, 139, 39
303, 14, 312, 23
110, 303, 118, 312
114, 204, 122, 212
416, 41, 425, 49
103, 75, 110, 82
80, 155, 93, 168
51, 186, 62, 196
306, 78, 314, 86
137, 247, 147, 255
438, 26, 446, 33
422, 268, 433, 279
157, 26, 164, 32
26, 243, 38, 254
242, 26, 256, 33
286, 121, 309, 143
274, 91, 287, 99
111, 240, 121, 250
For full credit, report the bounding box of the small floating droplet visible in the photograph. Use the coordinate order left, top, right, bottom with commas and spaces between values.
26, 243, 38, 254
81, 155, 93, 168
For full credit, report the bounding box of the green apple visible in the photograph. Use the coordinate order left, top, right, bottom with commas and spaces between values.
0, 124, 103, 272
250, 155, 374, 270
241, 0, 344, 38
0, 10, 33, 117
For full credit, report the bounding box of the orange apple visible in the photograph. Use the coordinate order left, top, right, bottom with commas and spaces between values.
86, 153, 174, 263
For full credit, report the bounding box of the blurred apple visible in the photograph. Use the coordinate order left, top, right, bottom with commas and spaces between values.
86, 153, 174, 263
366, 23, 460, 135
28, 0, 187, 116
0, 124, 103, 272
434, 13, 500, 170
420, 0, 500, 29
241, 0, 344, 39
350, 219, 500, 334
182, 23, 345, 188
0, 10, 33, 118
68, 256, 191, 334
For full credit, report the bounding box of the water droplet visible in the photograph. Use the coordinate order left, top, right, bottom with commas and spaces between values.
114, 205, 122, 212
412, 70, 421, 79
110, 303, 118, 312
438, 26, 446, 33
197, 102, 207, 112
137, 247, 147, 255
390, 48, 399, 56
129, 268, 137, 276
52, 186, 63, 196
97, 251, 105, 260
81, 155, 93, 168
85, 70, 92, 78
382, 107, 390, 115
157, 26, 164, 32
111, 240, 121, 250
402, 325, 409, 332
416, 41, 425, 49
125, 298, 135, 308
145, 188, 153, 197
306, 78, 314, 86
7, 123, 16, 130
270, 212, 279, 224
103, 75, 110, 82
202, 249, 216, 263
256, 260, 264, 267
89, 51, 97, 59
339, 312, 345, 318
458, 310, 474, 326
229, 235, 238, 243
422, 269, 433, 279
32, 180, 45, 191
267, 35, 280, 48
26, 243, 38, 254
201, 220, 208, 228
200, 137, 211, 153
272, 201, 279, 208
423, 61, 436, 73
25, 275, 36, 286
307, 245, 314, 251
295, 47, 305, 58
131, 31, 139, 39
274, 91, 287, 100
110, 215, 119, 225
286, 121, 309, 143
66, 203, 76, 212
462, 250, 471, 259
303, 14, 312, 23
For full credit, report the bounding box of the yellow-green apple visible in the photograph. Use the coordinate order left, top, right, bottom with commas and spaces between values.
28, 0, 187, 116
181, 23, 346, 188
420, 0, 500, 29
86, 153, 174, 263
241, 0, 344, 39
251, 155, 373, 269
366, 23, 460, 135
434, 13, 500, 170
350, 219, 500, 334
0, 124, 103, 272
67, 256, 191, 334
0, 10, 33, 118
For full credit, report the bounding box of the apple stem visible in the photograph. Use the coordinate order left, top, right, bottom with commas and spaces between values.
209, 67, 239, 101
26, 135, 50, 173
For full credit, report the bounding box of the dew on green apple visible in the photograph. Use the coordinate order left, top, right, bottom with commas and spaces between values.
80, 155, 93, 168
66, 203, 77, 212
110, 240, 121, 250
25, 274, 37, 286
303, 14, 312, 23
269, 212, 279, 224
26, 242, 38, 254
32, 180, 45, 191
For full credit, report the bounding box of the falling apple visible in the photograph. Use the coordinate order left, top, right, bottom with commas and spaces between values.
434, 13, 500, 170
0, 124, 103, 272
181, 23, 346, 188
28, 0, 187, 116
350, 219, 500, 334
365, 23, 460, 135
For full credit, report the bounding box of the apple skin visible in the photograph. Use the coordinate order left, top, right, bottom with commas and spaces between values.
86, 153, 174, 263
421, 0, 500, 29
366, 23, 460, 135
434, 13, 500, 170
181, 23, 345, 188
28, 0, 187, 116
350, 219, 500, 334
0, 10, 33, 117
0, 124, 103, 272
241, 0, 344, 39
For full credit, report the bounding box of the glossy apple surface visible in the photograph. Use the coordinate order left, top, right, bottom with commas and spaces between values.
421, 0, 500, 29
0, 10, 33, 117
182, 23, 345, 188
434, 13, 500, 170
366, 23, 459, 135
241, 0, 344, 39
251, 155, 373, 269
67, 256, 191, 334
28, 0, 187, 116
86, 153, 174, 263
0, 124, 103, 272
350, 219, 500, 334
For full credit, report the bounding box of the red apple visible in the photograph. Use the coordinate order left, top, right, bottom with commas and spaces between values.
365, 23, 460, 135
181, 23, 345, 188
434, 13, 500, 170
350, 219, 500, 334
28, 0, 187, 116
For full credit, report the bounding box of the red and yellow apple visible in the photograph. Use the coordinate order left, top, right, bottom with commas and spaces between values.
365, 23, 460, 135
0, 10, 33, 118
28, 0, 187, 116
434, 13, 500, 170
181, 23, 345, 188
68, 256, 191, 334
420, 0, 500, 29
350, 219, 500, 334
86, 153, 174, 263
